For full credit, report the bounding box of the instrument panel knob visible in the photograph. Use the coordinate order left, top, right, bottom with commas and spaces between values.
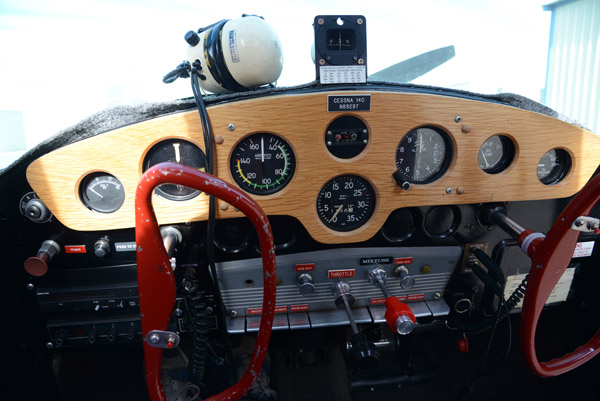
297, 273, 315, 297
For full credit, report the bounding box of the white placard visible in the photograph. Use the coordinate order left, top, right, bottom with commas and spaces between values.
504, 267, 575, 309
320, 65, 366, 84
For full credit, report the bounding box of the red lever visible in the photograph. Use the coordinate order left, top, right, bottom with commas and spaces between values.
136, 162, 277, 401
519, 173, 600, 377
384, 296, 416, 335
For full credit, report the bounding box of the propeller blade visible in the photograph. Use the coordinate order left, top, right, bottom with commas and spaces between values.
368, 45, 456, 83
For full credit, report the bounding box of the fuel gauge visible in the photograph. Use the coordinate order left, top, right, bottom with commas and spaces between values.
537, 148, 571, 185
478, 135, 515, 174
80, 172, 126, 213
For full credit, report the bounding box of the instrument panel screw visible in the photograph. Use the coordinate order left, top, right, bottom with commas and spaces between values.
363, 129, 368, 134
446, 187, 453, 194
230, 310, 238, 318
575, 219, 585, 227
26, 283, 35, 291
228, 123, 235, 131
358, 58, 365, 65
318, 18, 324, 25
357, 18, 364, 25
46, 342, 54, 349
319, 59, 326, 66
433, 292, 441, 300
454, 116, 462, 123
327, 141, 332, 146
149, 333, 160, 344
363, 139, 368, 144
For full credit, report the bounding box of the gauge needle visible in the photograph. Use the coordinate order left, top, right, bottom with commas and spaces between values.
330, 204, 344, 223
261, 136, 265, 162
173, 143, 181, 163
89, 187, 103, 198
480, 148, 490, 167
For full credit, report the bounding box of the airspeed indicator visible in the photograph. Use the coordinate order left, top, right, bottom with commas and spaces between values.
230, 133, 296, 195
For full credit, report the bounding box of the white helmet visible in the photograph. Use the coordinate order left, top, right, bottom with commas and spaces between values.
185, 15, 284, 94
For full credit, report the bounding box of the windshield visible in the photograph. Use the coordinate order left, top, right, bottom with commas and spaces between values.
0, 0, 596, 168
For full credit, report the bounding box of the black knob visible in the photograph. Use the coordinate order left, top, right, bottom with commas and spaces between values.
297, 273, 315, 297
88, 329, 97, 344
185, 30, 200, 46
350, 332, 380, 370
23, 198, 51, 223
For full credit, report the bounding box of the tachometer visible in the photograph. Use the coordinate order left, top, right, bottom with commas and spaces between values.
316, 175, 375, 232
230, 133, 295, 195
395, 126, 452, 183
537, 148, 571, 185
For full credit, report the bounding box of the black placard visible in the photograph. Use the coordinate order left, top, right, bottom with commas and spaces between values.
327, 95, 371, 112
360, 256, 393, 265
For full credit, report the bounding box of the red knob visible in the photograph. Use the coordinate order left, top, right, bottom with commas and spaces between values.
384, 297, 416, 335
24, 254, 49, 277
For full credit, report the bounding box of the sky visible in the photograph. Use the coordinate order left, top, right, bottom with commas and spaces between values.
0, 0, 552, 164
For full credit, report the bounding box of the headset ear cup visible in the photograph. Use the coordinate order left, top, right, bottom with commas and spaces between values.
185, 16, 283, 94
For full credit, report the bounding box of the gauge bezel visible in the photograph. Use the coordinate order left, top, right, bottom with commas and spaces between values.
478, 134, 516, 174
537, 148, 572, 185
142, 138, 208, 201
394, 125, 454, 184
381, 207, 421, 243
316, 174, 376, 232
79, 171, 126, 213
229, 132, 296, 196
423, 205, 461, 239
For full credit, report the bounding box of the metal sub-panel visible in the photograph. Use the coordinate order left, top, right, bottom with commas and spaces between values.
288, 312, 310, 330
217, 246, 461, 316
246, 314, 289, 333
309, 307, 372, 328
226, 317, 245, 334
408, 301, 431, 318
426, 299, 451, 317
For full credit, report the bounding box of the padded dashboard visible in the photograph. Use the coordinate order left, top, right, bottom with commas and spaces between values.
26, 90, 600, 244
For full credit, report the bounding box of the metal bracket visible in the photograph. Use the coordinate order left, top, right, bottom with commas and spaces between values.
571, 216, 600, 232
145, 330, 180, 349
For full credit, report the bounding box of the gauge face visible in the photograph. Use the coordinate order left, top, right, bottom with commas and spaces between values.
478, 135, 515, 174
395, 127, 451, 183
537, 149, 571, 185
316, 175, 375, 232
326, 29, 356, 51
80, 173, 125, 213
143, 139, 207, 201
230, 133, 296, 195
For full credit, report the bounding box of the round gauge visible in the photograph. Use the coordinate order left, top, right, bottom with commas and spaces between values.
316, 175, 376, 232
143, 139, 207, 201
230, 133, 295, 195
478, 135, 515, 174
395, 126, 452, 183
537, 148, 571, 185
80, 173, 125, 213
381, 208, 420, 242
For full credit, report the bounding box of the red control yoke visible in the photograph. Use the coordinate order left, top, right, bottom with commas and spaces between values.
135, 162, 277, 401
518, 173, 600, 377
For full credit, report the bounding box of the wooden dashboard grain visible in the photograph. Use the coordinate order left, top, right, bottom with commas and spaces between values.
26, 90, 600, 243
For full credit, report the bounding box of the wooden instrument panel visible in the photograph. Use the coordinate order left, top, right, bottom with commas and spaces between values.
26, 90, 600, 244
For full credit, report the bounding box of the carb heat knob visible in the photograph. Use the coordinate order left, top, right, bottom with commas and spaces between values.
297, 273, 315, 296
24, 240, 60, 277
393, 265, 415, 289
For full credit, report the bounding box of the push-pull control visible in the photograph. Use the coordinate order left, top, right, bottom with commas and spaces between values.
297, 273, 315, 296
332, 282, 380, 370
368, 266, 416, 335
24, 240, 60, 277
393, 265, 415, 289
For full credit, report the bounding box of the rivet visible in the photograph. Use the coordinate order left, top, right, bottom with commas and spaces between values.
457, 187, 465, 194
357, 18, 364, 25
461, 125, 471, 133
215, 135, 224, 144
318, 18, 324, 25
319, 59, 326, 65
220, 203, 229, 211
358, 59, 364, 65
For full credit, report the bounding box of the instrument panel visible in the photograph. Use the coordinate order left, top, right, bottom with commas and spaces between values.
26, 90, 600, 244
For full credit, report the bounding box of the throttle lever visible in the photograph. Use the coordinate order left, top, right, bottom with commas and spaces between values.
368, 266, 416, 335
332, 282, 380, 370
